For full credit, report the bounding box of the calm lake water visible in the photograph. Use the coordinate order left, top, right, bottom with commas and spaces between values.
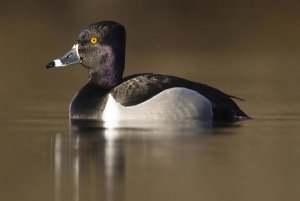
1, 1, 300, 201
1, 67, 300, 201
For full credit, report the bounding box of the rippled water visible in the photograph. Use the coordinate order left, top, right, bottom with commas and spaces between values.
1, 1, 300, 200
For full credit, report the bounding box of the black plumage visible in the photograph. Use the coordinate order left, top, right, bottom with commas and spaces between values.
111, 73, 248, 122
46, 21, 249, 123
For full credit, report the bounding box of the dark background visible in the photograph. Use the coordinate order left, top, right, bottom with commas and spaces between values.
1, 0, 299, 111
1, 1, 300, 201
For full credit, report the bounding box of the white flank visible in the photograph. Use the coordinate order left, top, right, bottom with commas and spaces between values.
102, 87, 213, 125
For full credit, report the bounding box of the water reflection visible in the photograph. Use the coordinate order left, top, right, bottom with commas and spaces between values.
70, 119, 213, 130
51, 127, 125, 201
50, 120, 216, 201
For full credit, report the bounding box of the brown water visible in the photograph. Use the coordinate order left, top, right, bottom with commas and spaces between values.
1, 1, 300, 201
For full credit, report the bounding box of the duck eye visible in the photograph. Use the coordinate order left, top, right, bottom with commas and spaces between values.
90, 37, 98, 44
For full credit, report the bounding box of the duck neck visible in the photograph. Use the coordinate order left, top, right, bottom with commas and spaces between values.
89, 45, 125, 89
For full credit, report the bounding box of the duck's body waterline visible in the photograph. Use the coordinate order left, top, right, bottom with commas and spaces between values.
70, 84, 213, 122
46, 21, 249, 123
70, 87, 212, 121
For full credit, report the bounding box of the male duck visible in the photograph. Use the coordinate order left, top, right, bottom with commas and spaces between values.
46, 21, 249, 123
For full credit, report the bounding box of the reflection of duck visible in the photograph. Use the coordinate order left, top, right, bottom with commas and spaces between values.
46, 21, 248, 123
51, 127, 125, 201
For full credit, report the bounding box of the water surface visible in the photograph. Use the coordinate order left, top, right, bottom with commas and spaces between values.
1, 97, 300, 201
1, 1, 300, 200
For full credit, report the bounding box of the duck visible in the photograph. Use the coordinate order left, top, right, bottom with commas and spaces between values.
46, 21, 249, 124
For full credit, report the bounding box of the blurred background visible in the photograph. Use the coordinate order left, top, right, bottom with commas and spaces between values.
1, 1, 300, 201
1, 0, 300, 117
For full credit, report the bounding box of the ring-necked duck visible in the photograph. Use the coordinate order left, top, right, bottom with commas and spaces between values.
46, 21, 249, 123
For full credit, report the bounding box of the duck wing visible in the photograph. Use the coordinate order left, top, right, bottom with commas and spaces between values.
111, 73, 249, 122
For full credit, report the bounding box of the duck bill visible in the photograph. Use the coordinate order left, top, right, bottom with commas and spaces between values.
46, 44, 82, 69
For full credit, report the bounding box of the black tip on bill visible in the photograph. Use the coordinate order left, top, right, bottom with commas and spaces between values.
46, 61, 55, 69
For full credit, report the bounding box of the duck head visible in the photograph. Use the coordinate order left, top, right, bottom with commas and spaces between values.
46, 21, 126, 88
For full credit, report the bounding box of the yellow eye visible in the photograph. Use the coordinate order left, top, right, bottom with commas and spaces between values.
90, 37, 98, 44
